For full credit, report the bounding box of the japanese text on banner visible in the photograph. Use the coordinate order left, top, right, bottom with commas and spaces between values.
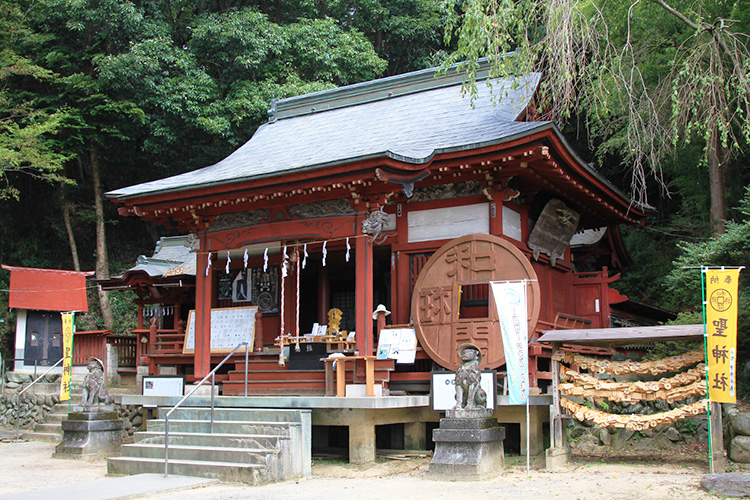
705, 269, 741, 404
60, 312, 74, 401
490, 281, 528, 405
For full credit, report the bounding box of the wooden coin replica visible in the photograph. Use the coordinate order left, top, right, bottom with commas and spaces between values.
411, 233, 540, 370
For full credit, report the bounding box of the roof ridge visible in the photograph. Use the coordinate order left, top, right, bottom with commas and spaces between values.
269, 59, 504, 122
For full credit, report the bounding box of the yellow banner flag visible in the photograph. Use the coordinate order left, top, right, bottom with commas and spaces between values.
705, 268, 741, 403
60, 312, 74, 401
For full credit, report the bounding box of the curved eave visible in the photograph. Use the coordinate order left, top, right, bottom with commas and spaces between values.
112, 124, 648, 227
96, 270, 195, 291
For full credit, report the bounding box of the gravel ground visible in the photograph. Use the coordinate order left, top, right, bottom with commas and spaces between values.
0, 437, 722, 500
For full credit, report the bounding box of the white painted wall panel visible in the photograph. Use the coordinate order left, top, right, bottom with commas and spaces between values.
407, 203, 489, 243
502, 205, 522, 241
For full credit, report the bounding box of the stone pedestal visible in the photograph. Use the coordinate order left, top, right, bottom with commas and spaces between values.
53, 406, 123, 459
428, 409, 505, 480
545, 446, 571, 470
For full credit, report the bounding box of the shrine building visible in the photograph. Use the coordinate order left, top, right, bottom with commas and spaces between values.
104, 61, 665, 461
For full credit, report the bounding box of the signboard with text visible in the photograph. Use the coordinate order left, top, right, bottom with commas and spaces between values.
705, 268, 741, 403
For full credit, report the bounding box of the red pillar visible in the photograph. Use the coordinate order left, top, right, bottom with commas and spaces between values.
355, 228, 374, 355
194, 233, 212, 379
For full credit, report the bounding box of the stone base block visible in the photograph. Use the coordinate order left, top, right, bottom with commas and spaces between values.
53, 410, 123, 459
345, 384, 383, 397
189, 383, 219, 397
428, 417, 505, 481
545, 446, 571, 470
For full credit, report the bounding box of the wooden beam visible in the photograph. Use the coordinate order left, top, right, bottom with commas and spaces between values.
538, 324, 704, 347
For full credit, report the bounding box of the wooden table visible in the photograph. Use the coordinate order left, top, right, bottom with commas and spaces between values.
321, 355, 376, 397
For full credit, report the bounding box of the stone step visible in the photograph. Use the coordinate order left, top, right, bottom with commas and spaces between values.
107, 456, 266, 484
21, 431, 61, 443
122, 442, 277, 464
156, 406, 306, 423
33, 422, 63, 434
135, 431, 283, 450
44, 413, 67, 423
146, 419, 295, 436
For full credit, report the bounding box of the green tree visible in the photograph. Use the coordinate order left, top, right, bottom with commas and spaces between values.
666, 187, 750, 365
442, 0, 750, 235
0, 0, 71, 201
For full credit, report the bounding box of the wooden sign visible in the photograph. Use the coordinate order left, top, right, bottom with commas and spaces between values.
183, 306, 257, 353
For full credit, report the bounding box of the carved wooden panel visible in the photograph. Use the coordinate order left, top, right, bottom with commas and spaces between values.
411, 233, 540, 370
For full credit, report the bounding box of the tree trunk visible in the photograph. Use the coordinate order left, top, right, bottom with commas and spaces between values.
90, 146, 114, 330
60, 187, 81, 272
707, 128, 726, 236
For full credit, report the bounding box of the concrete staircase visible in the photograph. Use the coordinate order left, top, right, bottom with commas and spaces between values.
23, 402, 70, 442
108, 407, 311, 484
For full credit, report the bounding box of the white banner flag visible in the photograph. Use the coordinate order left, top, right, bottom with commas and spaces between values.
490, 281, 529, 405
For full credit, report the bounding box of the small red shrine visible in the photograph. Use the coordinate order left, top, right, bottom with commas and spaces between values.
3, 265, 93, 373
106, 61, 661, 393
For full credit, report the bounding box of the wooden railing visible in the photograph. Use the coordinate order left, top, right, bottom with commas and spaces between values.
73, 330, 137, 373
73, 330, 110, 366
109, 335, 137, 370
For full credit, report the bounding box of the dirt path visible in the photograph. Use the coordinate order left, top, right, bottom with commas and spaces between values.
0, 438, 722, 500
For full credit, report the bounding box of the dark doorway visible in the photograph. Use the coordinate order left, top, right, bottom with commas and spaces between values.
25, 310, 63, 367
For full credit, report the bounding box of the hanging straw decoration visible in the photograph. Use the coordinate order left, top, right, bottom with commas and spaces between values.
561, 398, 707, 430
553, 348, 704, 376
295, 248, 301, 352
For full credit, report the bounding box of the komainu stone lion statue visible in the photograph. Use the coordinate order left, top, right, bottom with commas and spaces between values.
453, 343, 487, 410
80, 357, 111, 407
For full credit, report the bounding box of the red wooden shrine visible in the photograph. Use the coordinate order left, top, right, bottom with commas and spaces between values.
105, 61, 667, 394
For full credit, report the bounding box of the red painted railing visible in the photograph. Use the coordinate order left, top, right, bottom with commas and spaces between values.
73, 330, 137, 372
72, 330, 109, 366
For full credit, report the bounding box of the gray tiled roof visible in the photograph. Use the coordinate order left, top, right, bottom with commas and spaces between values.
107, 70, 545, 200
125, 236, 196, 278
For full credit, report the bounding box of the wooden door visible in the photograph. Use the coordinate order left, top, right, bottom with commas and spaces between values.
25, 310, 63, 367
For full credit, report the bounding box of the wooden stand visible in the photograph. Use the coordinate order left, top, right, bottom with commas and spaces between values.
322, 356, 376, 397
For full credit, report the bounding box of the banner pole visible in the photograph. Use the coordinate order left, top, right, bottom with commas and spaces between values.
700, 267, 714, 474
526, 396, 530, 474
524, 280, 530, 474
70, 313, 75, 413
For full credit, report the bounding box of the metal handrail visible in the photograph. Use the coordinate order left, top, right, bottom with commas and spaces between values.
2, 357, 60, 382
164, 341, 249, 478
15, 358, 64, 439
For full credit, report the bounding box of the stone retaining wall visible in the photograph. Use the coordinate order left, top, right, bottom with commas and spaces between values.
0, 393, 58, 428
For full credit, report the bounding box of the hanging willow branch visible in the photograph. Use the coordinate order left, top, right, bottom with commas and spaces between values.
442, 0, 750, 213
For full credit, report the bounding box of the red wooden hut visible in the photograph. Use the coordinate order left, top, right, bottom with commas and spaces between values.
2, 265, 92, 373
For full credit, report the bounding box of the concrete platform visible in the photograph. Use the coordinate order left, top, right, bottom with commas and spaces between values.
116, 394, 552, 464
0, 473, 217, 500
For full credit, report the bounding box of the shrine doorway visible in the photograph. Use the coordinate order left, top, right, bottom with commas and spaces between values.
24, 310, 63, 367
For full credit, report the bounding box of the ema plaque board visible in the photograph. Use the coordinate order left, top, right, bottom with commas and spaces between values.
183, 306, 257, 354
